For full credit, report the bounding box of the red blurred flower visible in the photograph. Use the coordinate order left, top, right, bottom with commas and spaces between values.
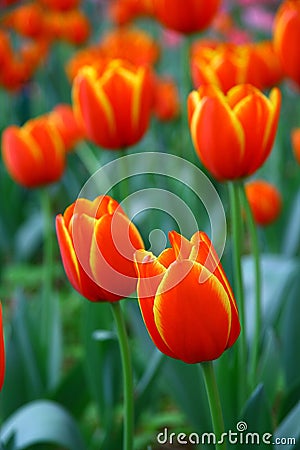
1, 3, 46, 38
152, 0, 221, 34
72, 59, 154, 149
273, 0, 300, 88
191, 40, 283, 93
48, 104, 85, 151
153, 76, 180, 121
38, 0, 79, 11
135, 231, 240, 363
188, 84, 281, 181
2, 117, 66, 188
291, 128, 300, 164
99, 26, 160, 67
245, 180, 282, 226
56, 195, 144, 302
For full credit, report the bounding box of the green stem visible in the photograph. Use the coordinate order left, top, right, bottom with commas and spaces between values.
119, 148, 130, 201
110, 302, 134, 450
239, 183, 262, 386
228, 181, 247, 406
201, 361, 227, 450
40, 188, 54, 347
76, 141, 101, 175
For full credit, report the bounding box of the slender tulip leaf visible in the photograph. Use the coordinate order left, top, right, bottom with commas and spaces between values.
50, 361, 89, 419
274, 401, 300, 450
46, 292, 63, 391
81, 302, 122, 438
278, 276, 300, 386
215, 347, 240, 429
278, 377, 300, 423
242, 255, 299, 342
0, 400, 86, 450
256, 328, 284, 405
14, 211, 43, 261
162, 359, 211, 433
282, 190, 300, 257
237, 384, 273, 449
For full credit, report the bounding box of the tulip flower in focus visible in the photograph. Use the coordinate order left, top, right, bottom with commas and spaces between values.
135, 231, 240, 363
48, 104, 85, 152
245, 180, 282, 226
56, 195, 144, 302
1, 117, 66, 188
0, 304, 5, 392
291, 128, 300, 164
273, 0, 300, 88
72, 59, 154, 149
151, 0, 221, 34
188, 84, 281, 181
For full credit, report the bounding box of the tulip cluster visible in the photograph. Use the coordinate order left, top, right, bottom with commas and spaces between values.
0, 0, 90, 90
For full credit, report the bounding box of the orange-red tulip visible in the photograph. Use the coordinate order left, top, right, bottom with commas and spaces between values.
2, 3, 45, 38
48, 104, 85, 152
99, 27, 160, 67
0, 304, 5, 392
153, 76, 180, 121
38, 0, 79, 11
245, 180, 282, 226
72, 59, 154, 149
273, 0, 300, 88
2, 117, 66, 188
188, 84, 281, 181
135, 231, 240, 363
191, 40, 283, 93
152, 0, 221, 34
291, 128, 300, 164
56, 195, 144, 302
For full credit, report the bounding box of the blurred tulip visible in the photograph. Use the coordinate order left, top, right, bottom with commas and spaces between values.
0, 304, 5, 392
153, 76, 180, 121
107, 0, 153, 26
38, 0, 79, 11
1, 3, 45, 38
152, 0, 221, 34
273, 0, 300, 88
188, 84, 281, 181
291, 128, 300, 164
135, 231, 240, 363
245, 180, 282, 226
2, 117, 66, 188
72, 59, 154, 149
99, 26, 160, 67
56, 195, 144, 302
65, 46, 106, 81
45, 9, 90, 44
191, 40, 283, 92
48, 104, 85, 151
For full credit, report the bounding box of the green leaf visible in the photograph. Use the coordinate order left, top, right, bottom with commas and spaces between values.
274, 401, 300, 450
0, 400, 86, 450
240, 384, 273, 432
279, 276, 300, 386
238, 384, 273, 449
242, 255, 299, 342
256, 328, 284, 405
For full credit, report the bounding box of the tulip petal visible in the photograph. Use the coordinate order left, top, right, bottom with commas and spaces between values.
135, 250, 176, 358
154, 260, 232, 363
169, 230, 193, 260
190, 95, 245, 180
190, 232, 240, 348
